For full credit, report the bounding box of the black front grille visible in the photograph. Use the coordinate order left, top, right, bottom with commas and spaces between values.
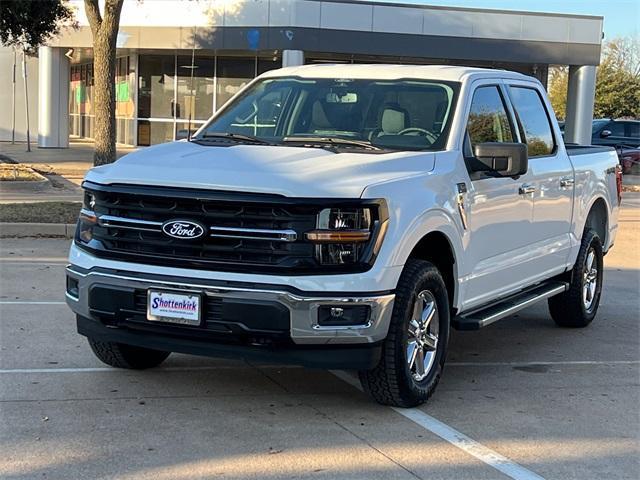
84, 183, 320, 272
88, 283, 291, 346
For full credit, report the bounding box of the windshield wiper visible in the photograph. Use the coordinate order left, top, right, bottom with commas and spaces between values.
197, 132, 272, 145
282, 136, 382, 151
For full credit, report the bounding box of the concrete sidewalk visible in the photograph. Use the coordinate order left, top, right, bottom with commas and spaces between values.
0, 140, 136, 203
0, 139, 136, 183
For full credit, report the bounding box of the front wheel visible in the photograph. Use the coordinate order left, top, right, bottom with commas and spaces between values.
359, 259, 450, 407
88, 338, 171, 369
548, 228, 604, 328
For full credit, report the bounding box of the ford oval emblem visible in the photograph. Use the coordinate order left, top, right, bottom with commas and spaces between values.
162, 220, 205, 240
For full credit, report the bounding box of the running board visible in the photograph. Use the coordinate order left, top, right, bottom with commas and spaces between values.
452, 281, 569, 331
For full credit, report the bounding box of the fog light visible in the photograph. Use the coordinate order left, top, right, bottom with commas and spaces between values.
317, 305, 370, 327
66, 276, 79, 299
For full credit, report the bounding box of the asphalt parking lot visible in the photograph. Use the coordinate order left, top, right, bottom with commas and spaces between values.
1, 194, 638, 480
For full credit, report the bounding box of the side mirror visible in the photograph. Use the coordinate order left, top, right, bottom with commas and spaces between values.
600, 129, 612, 138
471, 142, 528, 177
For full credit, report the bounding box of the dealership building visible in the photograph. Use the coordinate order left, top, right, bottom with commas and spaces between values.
0, 0, 604, 148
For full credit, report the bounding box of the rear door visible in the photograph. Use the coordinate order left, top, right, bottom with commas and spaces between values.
605, 121, 628, 146
461, 81, 537, 309
506, 82, 574, 276
623, 121, 640, 147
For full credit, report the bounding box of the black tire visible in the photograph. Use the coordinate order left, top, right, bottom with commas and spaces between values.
88, 338, 170, 369
548, 228, 604, 328
358, 259, 450, 407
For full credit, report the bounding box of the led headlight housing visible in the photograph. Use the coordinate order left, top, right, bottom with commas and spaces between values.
76, 190, 97, 244
306, 203, 388, 267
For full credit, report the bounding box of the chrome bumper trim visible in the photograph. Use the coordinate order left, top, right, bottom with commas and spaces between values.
65, 267, 395, 345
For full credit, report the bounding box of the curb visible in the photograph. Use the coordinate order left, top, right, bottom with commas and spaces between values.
0, 223, 76, 239
0, 177, 51, 192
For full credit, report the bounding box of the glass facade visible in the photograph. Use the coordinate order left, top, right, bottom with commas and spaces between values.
70, 53, 281, 146
70, 56, 136, 145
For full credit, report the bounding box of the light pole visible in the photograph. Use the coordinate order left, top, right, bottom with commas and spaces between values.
11, 47, 16, 144
22, 48, 31, 152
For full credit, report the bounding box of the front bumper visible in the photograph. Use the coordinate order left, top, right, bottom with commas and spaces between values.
66, 264, 395, 350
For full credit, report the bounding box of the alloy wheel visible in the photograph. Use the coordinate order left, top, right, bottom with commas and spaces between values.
407, 290, 439, 381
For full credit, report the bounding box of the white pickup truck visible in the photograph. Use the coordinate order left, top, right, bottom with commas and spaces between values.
66, 65, 622, 406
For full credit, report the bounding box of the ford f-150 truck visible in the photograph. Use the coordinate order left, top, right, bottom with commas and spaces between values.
66, 65, 622, 407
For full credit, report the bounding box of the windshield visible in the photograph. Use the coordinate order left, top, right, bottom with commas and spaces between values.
198, 77, 459, 151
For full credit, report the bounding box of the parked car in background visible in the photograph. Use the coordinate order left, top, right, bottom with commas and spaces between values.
617, 145, 640, 174
591, 119, 640, 148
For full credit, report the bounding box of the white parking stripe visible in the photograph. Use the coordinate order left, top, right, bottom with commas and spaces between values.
0, 257, 68, 263
0, 365, 302, 374
448, 360, 640, 367
0, 301, 66, 305
330, 370, 545, 480
395, 408, 545, 480
0, 262, 67, 266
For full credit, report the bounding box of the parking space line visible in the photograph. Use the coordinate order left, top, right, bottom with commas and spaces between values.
330, 370, 545, 480
0, 262, 67, 266
0, 365, 302, 374
0, 257, 68, 263
447, 360, 640, 367
0, 301, 66, 305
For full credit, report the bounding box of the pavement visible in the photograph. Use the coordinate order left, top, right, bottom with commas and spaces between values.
0, 140, 135, 181
0, 140, 135, 204
0, 194, 638, 479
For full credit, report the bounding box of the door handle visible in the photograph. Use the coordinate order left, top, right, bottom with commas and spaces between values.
560, 176, 575, 188
519, 184, 536, 195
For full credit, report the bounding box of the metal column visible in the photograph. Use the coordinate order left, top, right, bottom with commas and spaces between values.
564, 65, 597, 146
38, 46, 70, 148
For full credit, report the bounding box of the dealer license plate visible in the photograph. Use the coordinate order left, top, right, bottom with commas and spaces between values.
147, 290, 201, 326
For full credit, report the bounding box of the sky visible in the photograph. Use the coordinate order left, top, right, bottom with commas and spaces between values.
373, 0, 639, 40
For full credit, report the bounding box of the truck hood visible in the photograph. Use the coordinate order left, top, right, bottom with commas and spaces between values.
85, 141, 435, 198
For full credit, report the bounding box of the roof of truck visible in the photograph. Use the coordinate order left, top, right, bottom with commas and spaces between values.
260, 64, 534, 83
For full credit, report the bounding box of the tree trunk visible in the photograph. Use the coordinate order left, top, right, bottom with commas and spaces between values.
84, 0, 124, 166
92, 35, 116, 165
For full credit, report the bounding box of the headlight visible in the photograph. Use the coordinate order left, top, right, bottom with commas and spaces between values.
77, 209, 97, 243
77, 190, 97, 243
306, 207, 375, 265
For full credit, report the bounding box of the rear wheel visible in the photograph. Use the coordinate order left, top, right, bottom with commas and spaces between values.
88, 338, 170, 369
548, 228, 603, 328
359, 259, 450, 407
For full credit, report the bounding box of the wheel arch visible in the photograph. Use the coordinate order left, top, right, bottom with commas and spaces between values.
583, 196, 609, 247
406, 230, 459, 315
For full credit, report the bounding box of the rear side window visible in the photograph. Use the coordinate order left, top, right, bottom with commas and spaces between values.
625, 122, 639, 138
609, 122, 625, 136
509, 87, 555, 156
466, 86, 514, 151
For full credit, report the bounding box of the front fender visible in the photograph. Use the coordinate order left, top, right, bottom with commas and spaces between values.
363, 173, 467, 310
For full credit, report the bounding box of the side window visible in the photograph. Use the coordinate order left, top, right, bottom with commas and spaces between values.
609, 122, 625, 136
626, 122, 640, 138
466, 86, 514, 152
509, 86, 555, 156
